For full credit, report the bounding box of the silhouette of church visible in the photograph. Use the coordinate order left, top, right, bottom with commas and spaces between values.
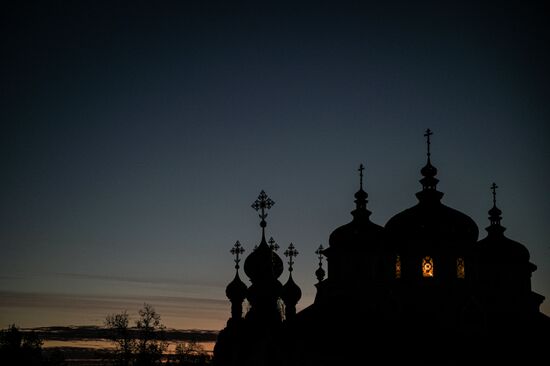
213, 130, 549, 365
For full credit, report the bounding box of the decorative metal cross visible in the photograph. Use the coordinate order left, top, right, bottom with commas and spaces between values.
268, 237, 279, 251
358, 164, 365, 189
491, 182, 498, 206
251, 190, 275, 229
315, 245, 324, 267
230, 240, 245, 270
284, 243, 299, 272
424, 128, 433, 158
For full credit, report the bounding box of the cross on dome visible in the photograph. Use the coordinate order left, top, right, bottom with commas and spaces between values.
315, 245, 324, 266
268, 237, 279, 251
230, 241, 245, 270
358, 163, 365, 190
251, 190, 275, 239
424, 128, 433, 159
284, 243, 299, 272
491, 182, 498, 206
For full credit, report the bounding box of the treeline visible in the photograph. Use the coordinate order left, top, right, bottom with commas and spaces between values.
27, 326, 217, 343
1, 303, 212, 366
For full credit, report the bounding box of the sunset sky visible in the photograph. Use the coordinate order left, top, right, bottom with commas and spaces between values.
1, 2, 549, 330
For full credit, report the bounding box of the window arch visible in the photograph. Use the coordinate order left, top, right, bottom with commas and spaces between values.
422, 256, 434, 277
457, 257, 465, 279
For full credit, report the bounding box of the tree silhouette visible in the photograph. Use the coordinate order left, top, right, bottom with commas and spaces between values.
0, 324, 43, 366
106, 304, 168, 366
105, 311, 135, 366
135, 303, 168, 366
174, 340, 211, 365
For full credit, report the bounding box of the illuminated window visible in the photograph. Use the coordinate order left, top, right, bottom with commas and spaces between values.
457, 257, 465, 279
422, 256, 434, 277
395, 255, 401, 279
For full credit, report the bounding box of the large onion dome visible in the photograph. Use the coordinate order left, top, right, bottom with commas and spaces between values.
385, 130, 479, 250
244, 237, 284, 282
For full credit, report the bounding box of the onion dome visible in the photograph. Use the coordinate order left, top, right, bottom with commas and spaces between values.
385, 129, 479, 246
226, 241, 248, 301
226, 272, 248, 301
243, 191, 284, 282
244, 238, 284, 282
327, 164, 384, 253
282, 243, 302, 305
476, 183, 530, 263
282, 275, 302, 305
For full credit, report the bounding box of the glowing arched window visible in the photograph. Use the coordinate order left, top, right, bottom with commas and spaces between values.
422, 256, 434, 277
457, 257, 465, 279
395, 255, 401, 279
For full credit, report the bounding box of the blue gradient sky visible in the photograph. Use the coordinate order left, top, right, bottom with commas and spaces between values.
1, 2, 549, 329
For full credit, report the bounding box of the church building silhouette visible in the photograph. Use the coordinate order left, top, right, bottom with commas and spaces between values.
213, 130, 549, 365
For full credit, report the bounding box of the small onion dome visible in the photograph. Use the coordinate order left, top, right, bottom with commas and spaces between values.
315, 266, 326, 282
244, 238, 284, 283
225, 272, 247, 302
477, 198, 530, 264
477, 229, 531, 264
282, 275, 302, 305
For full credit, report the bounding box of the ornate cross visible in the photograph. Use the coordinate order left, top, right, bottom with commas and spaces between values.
491, 182, 498, 206
251, 190, 275, 232
230, 240, 245, 270
268, 237, 279, 251
358, 164, 365, 189
284, 243, 299, 272
424, 128, 433, 158
315, 245, 324, 267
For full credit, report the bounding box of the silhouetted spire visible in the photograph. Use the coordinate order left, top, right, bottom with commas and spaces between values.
487, 182, 505, 235
315, 245, 325, 283
244, 190, 283, 282
243, 191, 284, 326
251, 190, 274, 244
226, 241, 247, 320
282, 243, 301, 320
352, 163, 371, 218
416, 129, 443, 202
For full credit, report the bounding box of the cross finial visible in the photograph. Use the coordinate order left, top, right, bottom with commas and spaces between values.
358, 164, 365, 190
284, 243, 299, 272
491, 182, 498, 206
315, 245, 325, 282
315, 245, 324, 267
251, 190, 275, 239
230, 241, 245, 270
424, 128, 433, 159
268, 237, 279, 251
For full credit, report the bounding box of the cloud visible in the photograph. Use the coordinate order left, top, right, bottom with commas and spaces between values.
0, 290, 229, 330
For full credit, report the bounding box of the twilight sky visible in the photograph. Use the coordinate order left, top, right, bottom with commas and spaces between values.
1, 2, 549, 330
